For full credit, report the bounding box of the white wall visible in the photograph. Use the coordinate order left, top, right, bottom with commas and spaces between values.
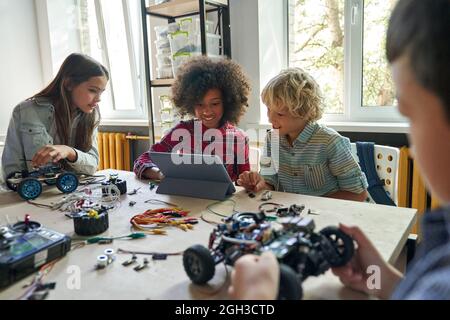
230, 0, 259, 130
0, 0, 44, 137
230, 0, 287, 130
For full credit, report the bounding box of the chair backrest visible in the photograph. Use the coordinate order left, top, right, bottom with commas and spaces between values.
249, 146, 261, 172
350, 143, 400, 205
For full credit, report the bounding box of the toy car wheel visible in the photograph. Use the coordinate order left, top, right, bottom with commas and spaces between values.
319, 226, 355, 267
56, 172, 79, 193
277, 263, 302, 300
5, 171, 21, 191
183, 245, 215, 285
18, 178, 43, 200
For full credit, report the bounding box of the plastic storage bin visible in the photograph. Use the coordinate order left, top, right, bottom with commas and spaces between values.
168, 31, 198, 55
154, 25, 169, 40
167, 22, 180, 33
154, 22, 179, 40
179, 18, 214, 35
169, 31, 221, 56
154, 38, 171, 55
156, 53, 172, 67
156, 65, 173, 79
171, 52, 200, 77
201, 33, 221, 56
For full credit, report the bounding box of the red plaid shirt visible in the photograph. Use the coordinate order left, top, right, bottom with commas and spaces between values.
133, 120, 250, 181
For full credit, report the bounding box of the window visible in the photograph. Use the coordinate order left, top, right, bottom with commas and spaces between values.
77, 0, 146, 119
42, 0, 146, 121
288, 0, 404, 122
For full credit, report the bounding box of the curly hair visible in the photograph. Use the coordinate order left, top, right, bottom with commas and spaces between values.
171, 56, 251, 125
261, 68, 324, 122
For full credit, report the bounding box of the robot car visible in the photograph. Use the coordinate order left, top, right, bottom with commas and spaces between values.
183, 211, 354, 300
6, 164, 79, 201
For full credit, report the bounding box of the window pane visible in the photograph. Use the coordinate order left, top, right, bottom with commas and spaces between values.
79, 0, 114, 112
289, 0, 345, 114
78, 0, 137, 112
100, 0, 136, 111
362, 0, 397, 107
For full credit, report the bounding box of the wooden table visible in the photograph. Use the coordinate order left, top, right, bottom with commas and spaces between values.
0, 170, 416, 300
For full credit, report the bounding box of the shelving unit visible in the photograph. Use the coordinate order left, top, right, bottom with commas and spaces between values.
140, 0, 231, 143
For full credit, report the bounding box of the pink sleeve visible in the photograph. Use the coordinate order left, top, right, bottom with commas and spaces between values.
133, 123, 186, 178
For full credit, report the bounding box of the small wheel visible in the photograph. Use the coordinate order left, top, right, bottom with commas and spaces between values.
183, 245, 216, 284
319, 226, 355, 267
56, 172, 79, 193
277, 263, 302, 300
18, 178, 42, 200
6, 171, 21, 191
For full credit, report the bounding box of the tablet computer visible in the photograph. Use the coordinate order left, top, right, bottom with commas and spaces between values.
150, 152, 236, 200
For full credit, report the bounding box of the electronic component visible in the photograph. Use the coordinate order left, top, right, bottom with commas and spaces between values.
72, 207, 109, 236
182, 212, 354, 300
122, 254, 138, 266
134, 258, 149, 271
102, 173, 127, 195
261, 190, 272, 201
0, 217, 71, 288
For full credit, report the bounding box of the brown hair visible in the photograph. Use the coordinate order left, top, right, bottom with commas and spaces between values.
32, 53, 109, 151
171, 56, 251, 125
261, 68, 324, 122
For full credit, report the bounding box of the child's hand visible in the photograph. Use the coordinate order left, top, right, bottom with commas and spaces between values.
32, 145, 76, 167
142, 167, 164, 180
331, 224, 403, 299
237, 171, 267, 192
228, 252, 279, 300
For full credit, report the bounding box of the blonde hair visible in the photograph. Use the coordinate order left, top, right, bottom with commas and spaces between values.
261, 68, 324, 122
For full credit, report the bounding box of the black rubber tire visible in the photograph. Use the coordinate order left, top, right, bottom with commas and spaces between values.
5, 171, 21, 191
319, 226, 355, 267
277, 263, 303, 300
183, 245, 216, 285
17, 178, 42, 200
56, 172, 79, 193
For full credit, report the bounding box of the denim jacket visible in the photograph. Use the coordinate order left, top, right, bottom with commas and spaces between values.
1, 97, 99, 178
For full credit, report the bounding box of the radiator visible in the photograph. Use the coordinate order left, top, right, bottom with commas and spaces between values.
98, 132, 131, 171
398, 147, 440, 236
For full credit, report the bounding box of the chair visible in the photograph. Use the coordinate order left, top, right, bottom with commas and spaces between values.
350, 143, 400, 205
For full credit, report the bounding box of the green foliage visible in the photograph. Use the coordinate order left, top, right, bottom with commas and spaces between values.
290, 0, 396, 113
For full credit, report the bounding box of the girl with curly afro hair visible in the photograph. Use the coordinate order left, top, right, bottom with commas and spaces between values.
134, 56, 252, 182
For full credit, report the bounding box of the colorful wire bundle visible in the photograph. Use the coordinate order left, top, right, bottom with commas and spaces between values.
130, 207, 198, 234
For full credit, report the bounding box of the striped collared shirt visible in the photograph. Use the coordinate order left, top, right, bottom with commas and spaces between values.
260, 121, 368, 196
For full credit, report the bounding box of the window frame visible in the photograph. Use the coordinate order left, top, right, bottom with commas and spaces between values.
287, 0, 406, 123
93, 0, 148, 120
36, 0, 148, 122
